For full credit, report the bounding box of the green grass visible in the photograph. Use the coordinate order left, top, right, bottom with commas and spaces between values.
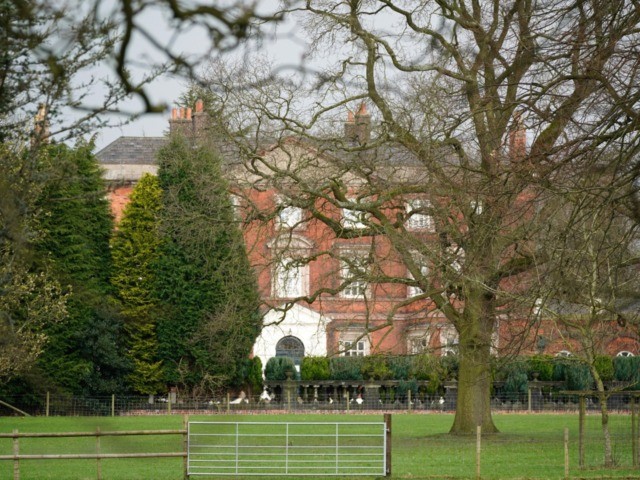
0, 413, 638, 479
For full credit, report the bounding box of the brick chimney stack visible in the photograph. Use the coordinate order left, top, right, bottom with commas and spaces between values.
509, 110, 526, 161
344, 103, 371, 145
169, 99, 210, 140
192, 99, 208, 138
354, 103, 371, 144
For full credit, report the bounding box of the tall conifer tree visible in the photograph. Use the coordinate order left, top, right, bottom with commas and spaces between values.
36, 142, 130, 395
111, 173, 164, 394
155, 136, 261, 394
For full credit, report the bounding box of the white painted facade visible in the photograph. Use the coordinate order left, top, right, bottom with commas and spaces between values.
253, 304, 331, 372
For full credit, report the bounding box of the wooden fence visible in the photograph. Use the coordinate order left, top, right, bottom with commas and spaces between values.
0, 416, 189, 480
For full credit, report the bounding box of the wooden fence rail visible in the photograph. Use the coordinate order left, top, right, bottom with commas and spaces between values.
0, 417, 189, 480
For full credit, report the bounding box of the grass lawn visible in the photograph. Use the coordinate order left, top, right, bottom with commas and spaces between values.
0, 413, 638, 479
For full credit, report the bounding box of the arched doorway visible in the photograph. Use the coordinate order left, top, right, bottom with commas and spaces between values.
275, 336, 305, 367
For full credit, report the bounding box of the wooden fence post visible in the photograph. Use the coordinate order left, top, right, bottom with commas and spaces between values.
631, 396, 638, 468
12, 429, 19, 480
96, 427, 101, 480
407, 390, 412, 412
183, 414, 189, 480
384, 414, 391, 477
564, 427, 569, 480
476, 425, 481, 480
46, 392, 50, 417
111, 395, 115, 417
579, 396, 585, 468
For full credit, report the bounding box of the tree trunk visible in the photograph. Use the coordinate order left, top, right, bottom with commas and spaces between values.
450, 335, 499, 435
592, 371, 614, 467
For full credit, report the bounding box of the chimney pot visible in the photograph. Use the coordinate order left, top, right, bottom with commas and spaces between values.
186, 108, 192, 120
195, 99, 204, 113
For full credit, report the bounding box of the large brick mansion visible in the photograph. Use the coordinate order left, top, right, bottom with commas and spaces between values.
97, 101, 639, 370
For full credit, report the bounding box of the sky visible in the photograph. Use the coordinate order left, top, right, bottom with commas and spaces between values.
91, 3, 308, 152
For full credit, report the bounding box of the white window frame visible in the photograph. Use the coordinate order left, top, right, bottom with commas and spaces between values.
440, 324, 459, 356
339, 335, 370, 357
406, 198, 434, 231
617, 351, 635, 357
276, 197, 304, 229
407, 330, 431, 354
470, 200, 484, 215
446, 244, 465, 274
407, 264, 430, 298
342, 197, 367, 229
555, 350, 572, 358
340, 255, 369, 298
273, 257, 307, 298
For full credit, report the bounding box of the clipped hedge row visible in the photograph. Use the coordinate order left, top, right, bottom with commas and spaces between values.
265, 354, 640, 395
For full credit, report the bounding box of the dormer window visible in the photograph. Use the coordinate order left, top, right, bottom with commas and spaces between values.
406, 198, 434, 231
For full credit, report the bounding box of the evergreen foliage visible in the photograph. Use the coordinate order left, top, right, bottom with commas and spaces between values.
300, 356, 330, 381
264, 357, 297, 381
329, 356, 364, 381
34, 142, 130, 395
154, 136, 261, 393
0, 145, 68, 383
111, 174, 164, 394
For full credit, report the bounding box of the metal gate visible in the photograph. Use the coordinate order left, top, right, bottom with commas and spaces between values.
187, 421, 386, 476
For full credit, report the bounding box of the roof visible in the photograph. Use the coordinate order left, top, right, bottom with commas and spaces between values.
96, 136, 167, 165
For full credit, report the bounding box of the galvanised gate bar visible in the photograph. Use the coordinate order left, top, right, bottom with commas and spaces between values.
187, 421, 388, 476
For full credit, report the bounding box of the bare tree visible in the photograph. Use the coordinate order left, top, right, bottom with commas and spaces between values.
195, 0, 640, 435
540, 163, 640, 466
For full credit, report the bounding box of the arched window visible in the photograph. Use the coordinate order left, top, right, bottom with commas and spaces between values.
617, 351, 635, 357
275, 336, 305, 366
555, 350, 572, 358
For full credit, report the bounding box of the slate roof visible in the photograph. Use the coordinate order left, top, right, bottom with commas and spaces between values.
96, 136, 167, 165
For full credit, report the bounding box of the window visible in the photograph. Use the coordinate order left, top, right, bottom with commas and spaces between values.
470, 200, 484, 215
406, 198, 434, 231
407, 330, 431, 354
440, 324, 458, 356
275, 336, 305, 366
407, 264, 430, 298
276, 200, 304, 229
446, 244, 465, 273
555, 350, 572, 358
230, 194, 242, 221
342, 197, 367, 229
273, 257, 307, 298
339, 336, 369, 356
617, 351, 635, 357
341, 255, 369, 298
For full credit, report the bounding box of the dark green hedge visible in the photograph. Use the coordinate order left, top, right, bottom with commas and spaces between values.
267, 354, 637, 393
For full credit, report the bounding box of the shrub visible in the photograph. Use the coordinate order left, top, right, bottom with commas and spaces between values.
396, 379, 419, 400
614, 356, 640, 387
300, 357, 330, 381
555, 359, 593, 391
528, 355, 554, 381
264, 357, 297, 381
440, 355, 459, 380
410, 354, 444, 394
388, 356, 411, 380
361, 355, 392, 380
329, 356, 363, 381
501, 359, 529, 394
246, 357, 263, 393
593, 355, 614, 382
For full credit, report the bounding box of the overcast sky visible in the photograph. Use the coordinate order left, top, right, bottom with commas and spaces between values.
92, 4, 308, 152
